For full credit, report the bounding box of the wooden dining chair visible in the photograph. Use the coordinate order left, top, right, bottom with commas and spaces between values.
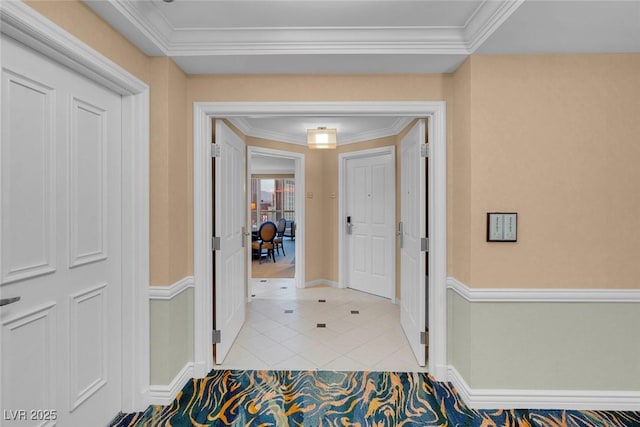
274, 218, 287, 256
251, 221, 277, 263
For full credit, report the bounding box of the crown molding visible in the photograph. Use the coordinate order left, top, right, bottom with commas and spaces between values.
85, 0, 525, 59
464, 0, 526, 52
228, 117, 415, 147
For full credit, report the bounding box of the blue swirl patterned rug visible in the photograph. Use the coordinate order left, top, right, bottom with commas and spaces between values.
111, 370, 640, 426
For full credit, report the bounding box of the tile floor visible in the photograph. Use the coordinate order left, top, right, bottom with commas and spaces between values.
216, 278, 428, 372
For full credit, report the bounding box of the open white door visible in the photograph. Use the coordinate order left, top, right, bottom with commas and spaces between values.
400, 119, 427, 366
214, 120, 246, 364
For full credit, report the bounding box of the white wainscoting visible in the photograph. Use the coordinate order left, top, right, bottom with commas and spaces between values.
446, 276, 640, 410
147, 276, 195, 405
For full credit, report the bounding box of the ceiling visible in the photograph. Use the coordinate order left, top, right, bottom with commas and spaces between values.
85, 0, 640, 144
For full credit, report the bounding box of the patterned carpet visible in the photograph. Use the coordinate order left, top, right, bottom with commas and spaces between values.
111, 370, 640, 426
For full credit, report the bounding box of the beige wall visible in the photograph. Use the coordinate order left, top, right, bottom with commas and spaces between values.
466, 54, 640, 289
25, 0, 640, 292
451, 59, 472, 284
24, 0, 149, 82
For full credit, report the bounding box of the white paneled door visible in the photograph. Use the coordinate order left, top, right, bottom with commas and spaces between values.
214, 120, 246, 364
344, 149, 395, 299
400, 119, 427, 366
1, 37, 123, 425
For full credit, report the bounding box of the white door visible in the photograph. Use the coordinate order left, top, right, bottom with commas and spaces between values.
344, 150, 395, 299
400, 119, 427, 366
1, 37, 123, 425
214, 120, 246, 364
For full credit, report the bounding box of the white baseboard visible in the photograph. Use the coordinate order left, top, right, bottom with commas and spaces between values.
447, 277, 640, 302
148, 362, 194, 406
305, 279, 341, 288
447, 365, 640, 411
149, 276, 195, 300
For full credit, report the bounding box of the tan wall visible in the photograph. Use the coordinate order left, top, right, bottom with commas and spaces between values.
24, 0, 149, 82
467, 54, 640, 289
146, 59, 189, 285
451, 59, 472, 284
26, 1, 640, 292
167, 60, 191, 283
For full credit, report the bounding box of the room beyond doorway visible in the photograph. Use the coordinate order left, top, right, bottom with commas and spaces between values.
247, 147, 305, 289
250, 175, 296, 279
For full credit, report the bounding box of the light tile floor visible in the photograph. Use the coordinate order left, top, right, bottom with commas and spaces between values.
216, 278, 428, 372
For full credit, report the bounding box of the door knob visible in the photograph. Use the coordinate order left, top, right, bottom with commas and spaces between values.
0, 296, 20, 307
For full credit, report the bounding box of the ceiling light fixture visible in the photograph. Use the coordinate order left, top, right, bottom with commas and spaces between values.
307, 127, 337, 150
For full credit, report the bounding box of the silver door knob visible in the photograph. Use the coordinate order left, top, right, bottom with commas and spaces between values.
0, 296, 20, 307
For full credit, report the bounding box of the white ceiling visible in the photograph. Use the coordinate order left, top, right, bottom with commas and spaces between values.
84, 0, 639, 143
231, 116, 413, 146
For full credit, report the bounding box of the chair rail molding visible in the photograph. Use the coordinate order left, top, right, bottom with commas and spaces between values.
447, 277, 640, 302
149, 276, 195, 300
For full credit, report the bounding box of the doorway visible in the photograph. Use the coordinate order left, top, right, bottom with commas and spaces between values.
194, 102, 447, 380
249, 167, 296, 280
246, 147, 305, 293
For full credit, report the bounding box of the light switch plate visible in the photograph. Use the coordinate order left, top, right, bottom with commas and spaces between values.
487, 212, 517, 242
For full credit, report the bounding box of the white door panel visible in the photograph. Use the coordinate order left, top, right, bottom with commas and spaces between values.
214, 120, 246, 364
345, 151, 395, 299
1, 36, 122, 425
400, 119, 427, 366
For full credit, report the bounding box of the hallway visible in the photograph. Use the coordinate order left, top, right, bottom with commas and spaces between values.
216, 279, 427, 372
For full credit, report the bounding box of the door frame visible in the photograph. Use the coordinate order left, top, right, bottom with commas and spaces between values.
246, 146, 306, 291
1, 2, 150, 413
194, 101, 447, 380
338, 146, 396, 303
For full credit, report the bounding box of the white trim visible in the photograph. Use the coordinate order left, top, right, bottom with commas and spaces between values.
229, 117, 413, 147
465, 0, 526, 52
247, 146, 305, 290
1, 1, 150, 413
194, 101, 447, 382
338, 146, 396, 301
193, 103, 213, 378
149, 277, 195, 300
148, 362, 194, 407
84, 1, 524, 58
447, 277, 640, 303
447, 366, 640, 411
305, 279, 340, 289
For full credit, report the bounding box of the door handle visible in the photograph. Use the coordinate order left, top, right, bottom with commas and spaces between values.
0, 296, 20, 307
241, 227, 248, 247
346, 216, 353, 234
397, 222, 403, 248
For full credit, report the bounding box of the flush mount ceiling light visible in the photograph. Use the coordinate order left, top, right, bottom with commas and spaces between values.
307, 127, 337, 150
